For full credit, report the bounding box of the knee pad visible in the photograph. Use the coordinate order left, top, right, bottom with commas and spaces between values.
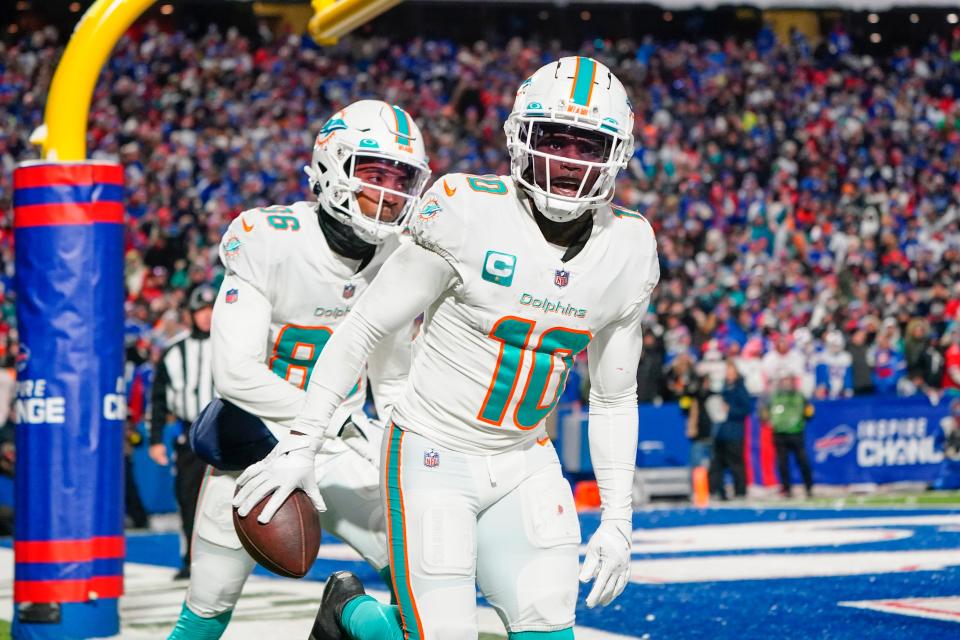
418, 505, 476, 576
515, 554, 578, 629
195, 471, 243, 550
417, 584, 478, 640
512, 472, 578, 629
189, 399, 277, 470
186, 538, 255, 617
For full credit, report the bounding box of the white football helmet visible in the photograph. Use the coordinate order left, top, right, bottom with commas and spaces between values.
305, 100, 431, 244
504, 57, 635, 222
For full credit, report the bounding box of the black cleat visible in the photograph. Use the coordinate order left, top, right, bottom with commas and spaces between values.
309, 571, 367, 640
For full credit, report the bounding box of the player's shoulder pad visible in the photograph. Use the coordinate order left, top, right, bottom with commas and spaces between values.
609, 203, 656, 245
406, 173, 476, 264
610, 203, 652, 226
219, 203, 307, 290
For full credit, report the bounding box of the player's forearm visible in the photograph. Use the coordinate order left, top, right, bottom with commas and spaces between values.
367, 324, 413, 419
586, 305, 646, 523
293, 310, 384, 437
589, 392, 639, 523
294, 242, 454, 437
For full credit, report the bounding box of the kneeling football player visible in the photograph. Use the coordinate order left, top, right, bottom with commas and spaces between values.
166, 100, 430, 640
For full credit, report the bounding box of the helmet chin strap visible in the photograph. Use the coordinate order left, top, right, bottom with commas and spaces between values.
316, 205, 376, 271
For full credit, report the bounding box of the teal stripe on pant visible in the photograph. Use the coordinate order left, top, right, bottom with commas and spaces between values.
386, 424, 423, 640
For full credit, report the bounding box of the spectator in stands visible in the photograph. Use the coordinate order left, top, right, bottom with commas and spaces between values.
942, 325, 960, 396
815, 330, 853, 400
932, 398, 960, 490
668, 353, 713, 471
848, 329, 875, 396
870, 332, 905, 396
761, 334, 805, 397
902, 318, 945, 400
709, 362, 751, 500
636, 330, 665, 404
762, 376, 814, 498
792, 328, 819, 399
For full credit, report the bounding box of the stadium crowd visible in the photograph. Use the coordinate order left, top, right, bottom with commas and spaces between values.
2, 19, 960, 418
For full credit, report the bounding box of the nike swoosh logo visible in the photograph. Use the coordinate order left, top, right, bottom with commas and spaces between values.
241, 218, 254, 233
443, 179, 457, 197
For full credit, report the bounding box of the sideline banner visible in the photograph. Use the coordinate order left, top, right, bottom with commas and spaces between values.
806, 395, 947, 485
558, 395, 949, 486
13, 162, 125, 639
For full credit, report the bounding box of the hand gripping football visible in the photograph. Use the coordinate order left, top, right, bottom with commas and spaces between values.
232, 488, 321, 578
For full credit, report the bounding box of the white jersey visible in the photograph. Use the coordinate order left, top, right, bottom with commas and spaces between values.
392, 174, 659, 453
211, 202, 409, 433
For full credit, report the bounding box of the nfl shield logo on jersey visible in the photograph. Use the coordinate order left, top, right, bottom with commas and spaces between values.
225, 289, 239, 304
343, 283, 356, 299
423, 449, 440, 468
554, 269, 570, 288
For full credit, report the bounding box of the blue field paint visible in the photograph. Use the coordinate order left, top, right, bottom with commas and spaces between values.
115, 506, 960, 639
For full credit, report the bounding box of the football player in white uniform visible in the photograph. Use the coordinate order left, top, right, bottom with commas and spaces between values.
167, 100, 430, 640
235, 57, 659, 640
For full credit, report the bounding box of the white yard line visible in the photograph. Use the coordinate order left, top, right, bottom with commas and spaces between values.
839, 596, 960, 624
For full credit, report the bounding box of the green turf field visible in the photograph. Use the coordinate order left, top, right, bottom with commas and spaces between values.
765, 490, 960, 508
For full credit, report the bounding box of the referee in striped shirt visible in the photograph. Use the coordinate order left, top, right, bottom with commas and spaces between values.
149, 285, 217, 580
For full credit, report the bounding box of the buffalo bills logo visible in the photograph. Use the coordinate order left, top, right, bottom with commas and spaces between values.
423, 449, 440, 468
814, 425, 855, 463
14, 345, 29, 373
343, 283, 356, 300
554, 269, 570, 288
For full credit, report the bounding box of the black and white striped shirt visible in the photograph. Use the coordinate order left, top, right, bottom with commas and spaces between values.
150, 331, 216, 443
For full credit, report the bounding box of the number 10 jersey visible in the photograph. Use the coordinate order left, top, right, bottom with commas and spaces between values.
393, 174, 659, 454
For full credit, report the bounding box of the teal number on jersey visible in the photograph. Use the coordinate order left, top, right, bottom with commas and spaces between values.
514, 327, 591, 428
478, 317, 591, 429
266, 214, 300, 231
478, 317, 535, 425
269, 325, 332, 389
466, 176, 507, 195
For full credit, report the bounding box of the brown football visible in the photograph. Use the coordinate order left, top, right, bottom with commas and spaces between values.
232, 488, 321, 578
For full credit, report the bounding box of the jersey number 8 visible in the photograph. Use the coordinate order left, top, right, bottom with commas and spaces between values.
269, 325, 361, 397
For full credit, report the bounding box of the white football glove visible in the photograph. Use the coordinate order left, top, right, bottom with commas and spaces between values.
233, 430, 326, 524
339, 412, 385, 466
578, 519, 632, 608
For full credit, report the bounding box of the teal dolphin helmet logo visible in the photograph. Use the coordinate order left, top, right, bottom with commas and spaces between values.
319, 118, 348, 136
